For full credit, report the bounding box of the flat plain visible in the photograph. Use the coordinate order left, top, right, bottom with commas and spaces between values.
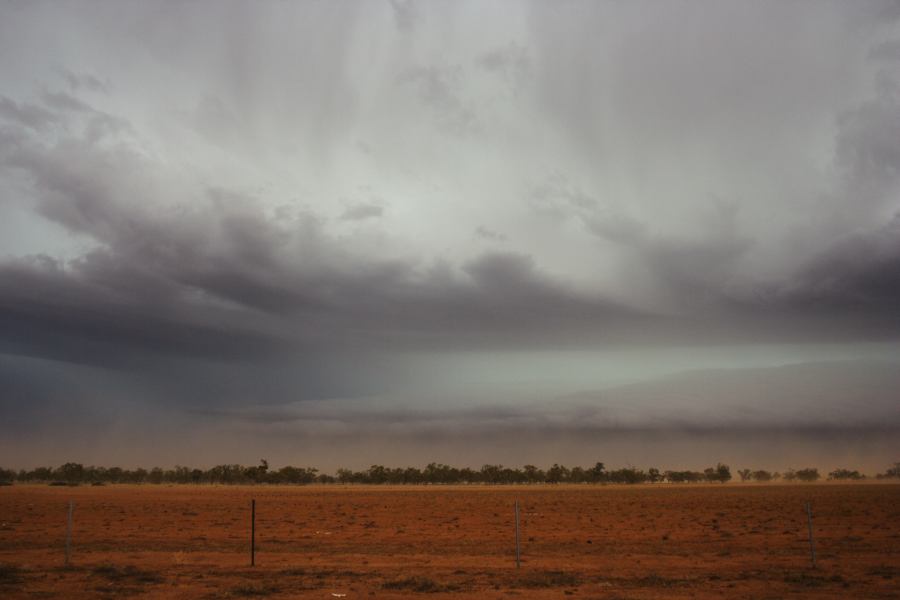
0, 483, 898, 599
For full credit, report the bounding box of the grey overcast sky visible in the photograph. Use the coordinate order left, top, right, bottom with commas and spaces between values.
1, 1, 899, 470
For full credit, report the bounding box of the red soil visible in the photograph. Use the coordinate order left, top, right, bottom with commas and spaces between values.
0, 483, 897, 598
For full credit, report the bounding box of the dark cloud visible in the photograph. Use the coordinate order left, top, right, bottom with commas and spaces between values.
2, 92, 897, 380
388, 0, 417, 33
41, 90, 92, 113
57, 68, 108, 94
0, 93, 665, 364
478, 42, 532, 94
399, 65, 480, 134
140, 360, 897, 473
528, 172, 597, 216
0, 254, 293, 367
474, 226, 507, 242
868, 40, 900, 61
528, 172, 753, 308
340, 203, 384, 221
0, 96, 59, 131
766, 213, 900, 314
200, 360, 900, 434
835, 92, 900, 203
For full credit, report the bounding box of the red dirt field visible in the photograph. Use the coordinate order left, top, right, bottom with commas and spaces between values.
0, 483, 898, 599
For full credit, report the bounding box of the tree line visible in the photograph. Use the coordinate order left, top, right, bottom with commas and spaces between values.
2, 461, 897, 486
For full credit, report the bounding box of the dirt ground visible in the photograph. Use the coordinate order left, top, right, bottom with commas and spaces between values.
0, 483, 897, 599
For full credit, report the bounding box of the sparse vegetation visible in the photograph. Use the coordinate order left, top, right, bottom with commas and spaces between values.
0, 564, 23, 587
876, 462, 900, 479
783, 468, 820, 482
230, 583, 282, 596
704, 463, 732, 483
382, 576, 459, 592
2, 460, 892, 485
633, 573, 681, 587
0, 467, 15, 484
92, 564, 164, 585
517, 570, 580, 588
829, 468, 864, 480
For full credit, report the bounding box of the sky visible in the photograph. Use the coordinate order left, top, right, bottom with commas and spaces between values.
1, 1, 899, 472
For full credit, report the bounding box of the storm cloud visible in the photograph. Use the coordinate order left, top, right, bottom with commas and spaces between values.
1, 1, 899, 469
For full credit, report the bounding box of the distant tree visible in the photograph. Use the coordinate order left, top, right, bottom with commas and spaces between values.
56, 463, 85, 484
3, 460, 880, 486
664, 470, 704, 483
876, 462, 900, 479
588, 462, 606, 483
608, 467, 647, 484
828, 468, 863, 480
425, 463, 459, 484
18, 467, 53, 482
546, 463, 569, 484
275, 466, 317, 484
704, 464, 731, 483
399, 466, 422, 484
788, 468, 820, 482
522, 464, 543, 484
167, 466, 191, 484
147, 467, 164, 484
367, 465, 389, 484
480, 464, 503, 484
751, 470, 773, 482
569, 466, 587, 483
717, 463, 732, 483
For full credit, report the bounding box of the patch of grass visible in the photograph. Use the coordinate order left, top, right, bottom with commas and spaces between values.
518, 570, 580, 588
783, 572, 828, 588
0, 564, 23, 586
230, 583, 281, 596
866, 565, 895, 579
632, 573, 680, 587
92, 565, 164, 585
382, 576, 460, 593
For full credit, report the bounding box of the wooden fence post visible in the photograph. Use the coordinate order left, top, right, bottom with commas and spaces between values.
514, 499, 521, 569
805, 501, 816, 568
251, 499, 256, 567
65, 501, 74, 566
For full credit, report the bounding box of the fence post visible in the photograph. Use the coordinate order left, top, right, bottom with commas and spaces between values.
65, 501, 74, 566
251, 499, 256, 567
805, 501, 816, 568
514, 499, 521, 569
